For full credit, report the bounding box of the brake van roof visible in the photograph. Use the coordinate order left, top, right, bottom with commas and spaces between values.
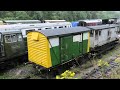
36, 26, 91, 38
87, 24, 119, 30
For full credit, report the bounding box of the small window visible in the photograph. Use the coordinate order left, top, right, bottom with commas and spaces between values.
99, 30, 101, 36
108, 30, 110, 36
12, 34, 17, 42
117, 27, 120, 33
95, 30, 98, 35
65, 26, 67, 28
95, 30, 98, 40
5, 35, 12, 43
18, 34, 22, 41
90, 30, 94, 37
118, 30, 120, 34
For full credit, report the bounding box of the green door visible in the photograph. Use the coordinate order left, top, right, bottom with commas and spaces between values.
60, 36, 73, 63
60, 34, 83, 63
83, 32, 88, 54
72, 34, 82, 57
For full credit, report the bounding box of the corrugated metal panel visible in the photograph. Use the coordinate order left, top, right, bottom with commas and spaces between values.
27, 32, 52, 68
37, 26, 90, 38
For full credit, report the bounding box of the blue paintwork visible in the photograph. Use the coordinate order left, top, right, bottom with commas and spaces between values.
71, 21, 79, 27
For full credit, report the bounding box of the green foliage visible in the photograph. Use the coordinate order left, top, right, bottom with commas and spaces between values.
0, 11, 120, 21
97, 60, 109, 67
56, 70, 75, 79
15, 11, 31, 20
115, 58, 120, 63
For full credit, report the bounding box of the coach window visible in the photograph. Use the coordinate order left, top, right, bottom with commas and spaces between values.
38, 28, 41, 30
45, 27, 51, 29
55, 27, 57, 28
18, 34, 22, 41
4, 35, 12, 43
12, 34, 17, 42
59, 26, 63, 28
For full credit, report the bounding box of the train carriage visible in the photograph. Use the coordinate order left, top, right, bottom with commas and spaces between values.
78, 19, 102, 26
43, 20, 66, 23
2, 20, 41, 24
0, 22, 72, 51
27, 27, 91, 69
88, 24, 119, 48
0, 30, 26, 65
87, 24, 120, 57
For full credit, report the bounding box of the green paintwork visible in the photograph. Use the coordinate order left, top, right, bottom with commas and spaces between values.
83, 32, 88, 54
50, 46, 60, 66
60, 36, 73, 62
60, 33, 88, 63
82, 40, 88, 54
50, 32, 89, 67
79, 42, 82, 54
1, 34, 26, 61
72, 42, 81, 57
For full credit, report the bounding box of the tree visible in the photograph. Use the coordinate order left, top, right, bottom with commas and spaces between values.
0, 11, 119, 21
15, 11, 31, 20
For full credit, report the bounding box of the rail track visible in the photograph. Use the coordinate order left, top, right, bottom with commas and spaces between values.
80, 57, 120, 79
1, 42, 120, 79
79, 42, 120, 79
